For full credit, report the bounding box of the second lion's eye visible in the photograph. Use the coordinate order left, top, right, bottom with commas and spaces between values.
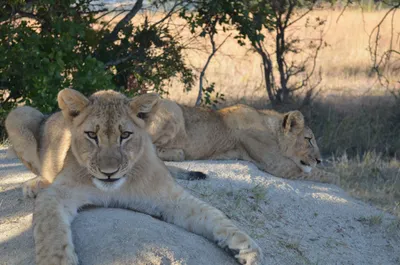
121, 131, 133, 140
305, 137, 313, 146
137, 112, 147, 119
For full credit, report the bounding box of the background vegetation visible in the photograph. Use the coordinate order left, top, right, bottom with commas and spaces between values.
1, 0, 399, 215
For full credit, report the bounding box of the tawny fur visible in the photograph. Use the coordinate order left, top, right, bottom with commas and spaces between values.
140, 95, 339, 184
6, 102, 204, 198
26, 89, 263, 265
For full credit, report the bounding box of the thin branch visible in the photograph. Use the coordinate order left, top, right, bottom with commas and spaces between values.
104, 0, 143, 43
258, 40, 277, 102
287, 8, 313, 27
336, 0, 351, 23
284, 0, 296, 28
291, 31, 324, 92
367, 3, 400, 93
100, 9, 128, 31
16, 11, 40, 20
215, 33, 231, 50
152, 0, 187, 28
94, 7, 129, 22
195, 32, 231, 106
387, 7, 396, 63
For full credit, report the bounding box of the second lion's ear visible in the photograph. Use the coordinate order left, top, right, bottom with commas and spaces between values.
282, 110, 305, 135
129, 93, 160, 116
58, 89, 89, 121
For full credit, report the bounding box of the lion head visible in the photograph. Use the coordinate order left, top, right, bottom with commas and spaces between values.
278, 111, 322, 173
57, 89, 157, 191
130, 94, 185, 146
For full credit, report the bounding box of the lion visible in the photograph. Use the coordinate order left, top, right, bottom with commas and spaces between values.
137, 94, 339, 185
24, 89, 263, 265
6, 104, 206, 198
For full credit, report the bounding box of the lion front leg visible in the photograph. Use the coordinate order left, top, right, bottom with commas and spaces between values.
33, 187, 87, 265
158, 189, 263, 265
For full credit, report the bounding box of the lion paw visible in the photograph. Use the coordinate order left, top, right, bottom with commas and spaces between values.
173, 149, 185, 161
36, 247, 78, 265
23, 178, 48, 198
157, 148, 185, 161
224, 231, 264, 265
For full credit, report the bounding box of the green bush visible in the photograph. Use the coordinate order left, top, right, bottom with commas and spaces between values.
0, 0, 194, 115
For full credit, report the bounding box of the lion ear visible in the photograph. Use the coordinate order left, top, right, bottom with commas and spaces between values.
129, 93, 160, 114
57, 88, 89, 120
282, 110, 305, 135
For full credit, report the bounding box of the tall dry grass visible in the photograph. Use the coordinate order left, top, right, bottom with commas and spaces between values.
328, 152, 400, 217
161, 9, 400, 105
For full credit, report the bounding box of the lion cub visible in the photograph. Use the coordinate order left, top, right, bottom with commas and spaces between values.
6, 101, 205, 198
134, 94, 340, 185
28, 89, 263, 265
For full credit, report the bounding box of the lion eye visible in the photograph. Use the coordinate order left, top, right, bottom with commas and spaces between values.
120, 131, 133, 140
85, 131, 98, 144
85, 131, 97, 139
305, 137, 313, 146
137, 112, 147, 119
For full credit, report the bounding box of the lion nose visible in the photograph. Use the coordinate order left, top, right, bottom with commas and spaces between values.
316, 158, 322, 164
100, 169, 119, 178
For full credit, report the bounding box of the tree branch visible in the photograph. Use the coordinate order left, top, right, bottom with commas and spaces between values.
336, 0, 352, 23
368, 3, 400, 94
287, 8, 312, 28
152, 0, 188, 28
104, 0, 143, 43
195, 31, 231, 106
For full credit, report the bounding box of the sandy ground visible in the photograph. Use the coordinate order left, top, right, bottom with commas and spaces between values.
1, 147, 400, 264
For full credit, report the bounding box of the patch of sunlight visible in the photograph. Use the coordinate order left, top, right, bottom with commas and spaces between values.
0, 176, 31, 186
0, 161, 24, 169
134, 245, 186, 265
311, 192, 349, 204
0, 213, 32, 243
311, 186, 331, 192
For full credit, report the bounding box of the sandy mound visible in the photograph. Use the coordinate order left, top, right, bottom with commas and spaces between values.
0, 147, 399, 264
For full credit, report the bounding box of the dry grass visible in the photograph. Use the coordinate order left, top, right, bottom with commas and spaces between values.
154, 9, 400, 105
99, 8, 400, 103
327, 152, 400, 217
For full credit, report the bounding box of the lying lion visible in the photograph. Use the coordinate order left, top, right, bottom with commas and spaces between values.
20, 89, 263, 264
136, 93, 339, 184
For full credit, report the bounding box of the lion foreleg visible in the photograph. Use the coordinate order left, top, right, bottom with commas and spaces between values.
33, 186, 88, 265
158, 189, 263, 265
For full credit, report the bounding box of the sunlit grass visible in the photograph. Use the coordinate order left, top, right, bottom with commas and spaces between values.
327, 152, 400, 217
